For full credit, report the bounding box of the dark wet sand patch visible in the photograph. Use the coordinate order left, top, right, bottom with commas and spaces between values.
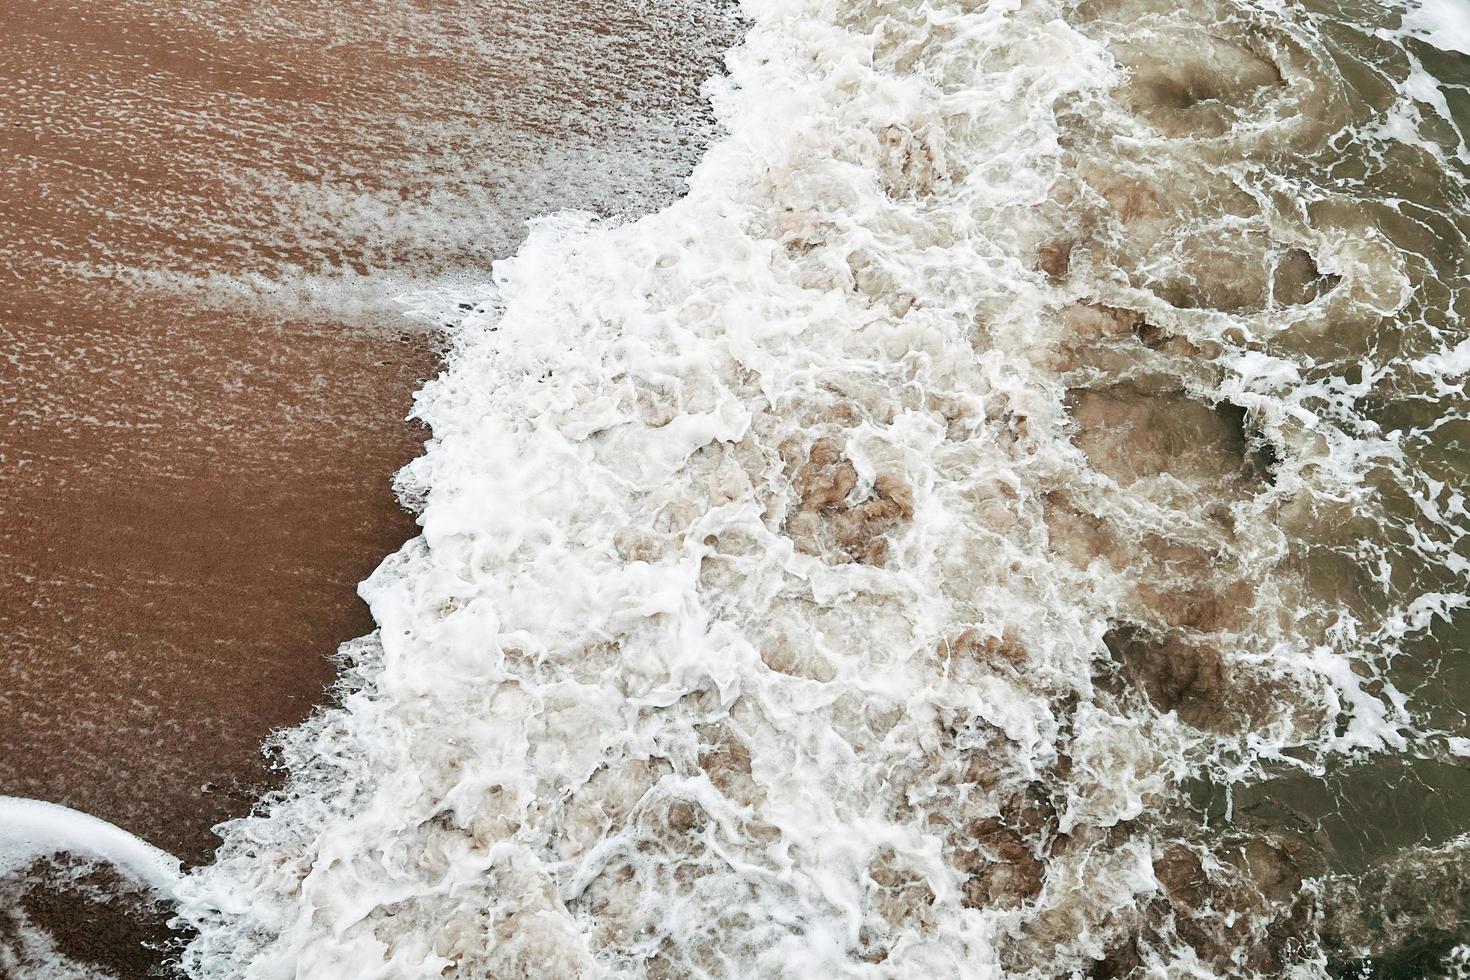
2, 860, 181, 979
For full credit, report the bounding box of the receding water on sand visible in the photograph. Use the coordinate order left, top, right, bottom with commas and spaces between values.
0, 0, 738, 976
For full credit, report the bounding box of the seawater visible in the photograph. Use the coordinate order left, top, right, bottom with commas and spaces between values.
173, 0, 1470, 976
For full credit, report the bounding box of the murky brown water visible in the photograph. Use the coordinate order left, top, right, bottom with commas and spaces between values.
1053, 3, 1470, 970
0, 0, 736, 975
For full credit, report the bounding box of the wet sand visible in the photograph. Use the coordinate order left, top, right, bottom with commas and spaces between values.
0, 288, 435, 864
0, 0, 734, 975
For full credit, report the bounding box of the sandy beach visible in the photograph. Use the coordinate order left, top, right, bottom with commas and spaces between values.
0, 286, 435, 863
0, 1, 734, 975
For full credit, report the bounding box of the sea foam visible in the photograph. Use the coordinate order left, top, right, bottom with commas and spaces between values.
0, 797, 180, 895
174, 0, 1470, 975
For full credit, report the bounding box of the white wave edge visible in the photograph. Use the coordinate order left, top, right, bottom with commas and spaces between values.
0, 796, 182, 896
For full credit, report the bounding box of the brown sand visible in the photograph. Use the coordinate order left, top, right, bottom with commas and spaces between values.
0, 0, 734, 975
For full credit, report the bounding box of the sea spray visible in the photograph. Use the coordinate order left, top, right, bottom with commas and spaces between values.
175, 0, 1470, 975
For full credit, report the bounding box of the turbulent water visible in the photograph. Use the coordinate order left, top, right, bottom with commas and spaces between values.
163, 0, 1470, 976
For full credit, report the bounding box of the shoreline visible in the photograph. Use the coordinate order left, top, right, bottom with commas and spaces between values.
0, 0, 738, 974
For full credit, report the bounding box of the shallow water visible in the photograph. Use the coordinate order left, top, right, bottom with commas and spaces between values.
9, 0, 1470, 976
167, 0, 1469, 975
0, 0, 737, 976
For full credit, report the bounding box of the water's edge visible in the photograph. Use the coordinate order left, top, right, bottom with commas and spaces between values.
161, 0, 1470, 975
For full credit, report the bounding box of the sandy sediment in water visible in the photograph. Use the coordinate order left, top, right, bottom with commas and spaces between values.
0, 0, 735, 975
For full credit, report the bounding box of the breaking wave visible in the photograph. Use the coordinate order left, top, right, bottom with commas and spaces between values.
174, 0, 1470, 975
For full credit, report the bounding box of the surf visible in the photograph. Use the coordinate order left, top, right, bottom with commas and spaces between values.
170, 0, 1470, 975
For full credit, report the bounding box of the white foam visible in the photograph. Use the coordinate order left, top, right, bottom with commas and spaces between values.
169, 0, 1470, 974
1412, 337, 1470, 379
0, 796, 181, 897
1403, 0, 1470, 55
